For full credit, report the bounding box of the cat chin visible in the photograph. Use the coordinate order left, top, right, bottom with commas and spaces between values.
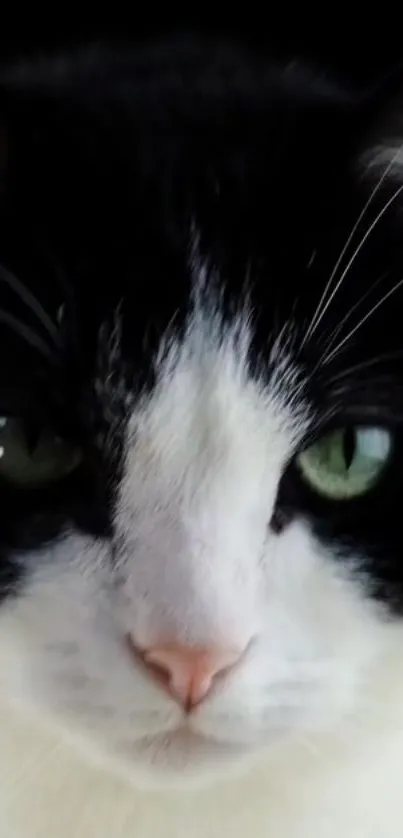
121, 736, 256, 789
69, 726, 259, 789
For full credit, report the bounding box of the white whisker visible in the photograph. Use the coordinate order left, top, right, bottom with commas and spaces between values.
6, 740, 64, 802
304, 182, 403, 349
0, 308, 56, 361
302, 144, 403, 348
320, 272, 389, 363
297, 734, 324, 760
323, 275, 403, 365
0, 264, 59, 343
325, 352, 403, 384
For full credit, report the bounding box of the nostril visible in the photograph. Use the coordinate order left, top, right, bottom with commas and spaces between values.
140, 651, 174, 692
127, 637, 246, 711
144, 646, 218, 709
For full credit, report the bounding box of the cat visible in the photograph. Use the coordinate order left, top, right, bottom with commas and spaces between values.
1, 36, 403, 837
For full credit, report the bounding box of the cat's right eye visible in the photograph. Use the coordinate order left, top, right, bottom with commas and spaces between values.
0, 416, 82, 488
296, 425, 392, 500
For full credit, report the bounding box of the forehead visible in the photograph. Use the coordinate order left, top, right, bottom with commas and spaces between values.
1, 47, 403, 418
1, 49, 354, 282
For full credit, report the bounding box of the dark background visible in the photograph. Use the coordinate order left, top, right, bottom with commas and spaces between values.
0, 16, 400, 90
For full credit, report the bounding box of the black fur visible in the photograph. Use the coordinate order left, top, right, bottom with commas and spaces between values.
0, 38, 403, 609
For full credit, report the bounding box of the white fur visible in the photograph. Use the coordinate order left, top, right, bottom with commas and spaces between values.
0, 293, 403, 834
361, 142, 403, 181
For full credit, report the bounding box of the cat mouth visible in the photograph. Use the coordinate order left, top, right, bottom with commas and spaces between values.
110, 725, 252, 784
132, 725, 246, 755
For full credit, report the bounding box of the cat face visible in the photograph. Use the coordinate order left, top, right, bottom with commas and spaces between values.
0, 41, 402, 787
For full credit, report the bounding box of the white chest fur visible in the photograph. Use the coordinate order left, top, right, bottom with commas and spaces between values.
1, 688, 403, 838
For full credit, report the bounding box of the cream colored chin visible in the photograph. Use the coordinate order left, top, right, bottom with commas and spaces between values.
113, 727, 252, 787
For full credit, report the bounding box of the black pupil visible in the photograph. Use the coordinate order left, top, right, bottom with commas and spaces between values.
342, 428, 356, 470
22, 420, 41, 457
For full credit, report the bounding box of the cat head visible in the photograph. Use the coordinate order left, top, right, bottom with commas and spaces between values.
0, 40, 402, 787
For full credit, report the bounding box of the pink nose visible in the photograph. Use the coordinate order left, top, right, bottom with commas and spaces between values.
131, 641, 242, 711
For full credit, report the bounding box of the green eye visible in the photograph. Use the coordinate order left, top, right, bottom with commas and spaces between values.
297, 426, 392, 499
0, 416, 82, 487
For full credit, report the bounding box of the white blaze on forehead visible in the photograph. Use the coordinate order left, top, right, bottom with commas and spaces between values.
0, 257, 394, 795
115, 286, 309, 648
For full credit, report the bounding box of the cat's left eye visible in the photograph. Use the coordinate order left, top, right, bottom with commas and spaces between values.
296, 426, 392, 500
0, 416, 82, 488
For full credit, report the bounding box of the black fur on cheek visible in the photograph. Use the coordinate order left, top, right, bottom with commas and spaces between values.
269, 505, 294, 535
0, 552, 23, 600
